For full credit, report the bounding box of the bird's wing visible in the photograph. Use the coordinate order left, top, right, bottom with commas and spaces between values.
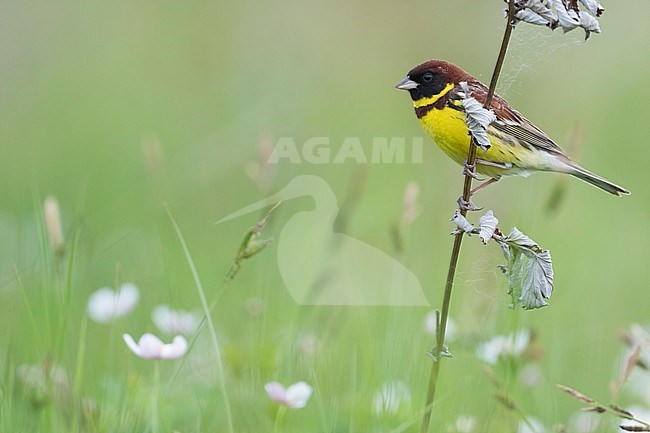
449, 80, 566, 156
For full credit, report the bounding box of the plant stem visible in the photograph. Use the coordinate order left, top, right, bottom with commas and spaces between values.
273, 406, 287, 433
419, 1, 517, 432
152, 360, 161, 433
165, 205, 235, 433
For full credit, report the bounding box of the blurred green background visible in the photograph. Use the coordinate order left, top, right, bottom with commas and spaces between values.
1, 1, 649, 432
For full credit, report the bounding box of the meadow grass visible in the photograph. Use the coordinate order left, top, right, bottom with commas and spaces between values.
1, 1, 650, 432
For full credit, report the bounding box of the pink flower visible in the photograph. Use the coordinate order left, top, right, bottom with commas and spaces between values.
122, 333, 188, 360
264, 381, 312, 409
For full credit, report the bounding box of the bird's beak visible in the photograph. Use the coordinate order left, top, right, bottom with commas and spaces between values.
395, 77, 418, 90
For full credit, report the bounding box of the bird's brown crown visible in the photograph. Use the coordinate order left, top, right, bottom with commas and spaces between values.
405, 60, 473, 102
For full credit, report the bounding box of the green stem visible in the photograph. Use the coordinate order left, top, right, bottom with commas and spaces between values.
71, 315, 88, 433
164, 204, 235, 433
273, 406, 287, 433
54, 228, 78, 364
151, 360, 161, 433
419, 2, 517, 432
33, 189, 53, 347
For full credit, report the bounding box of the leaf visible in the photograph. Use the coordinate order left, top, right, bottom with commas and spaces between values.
512, 0, 604, 38
459, 82, 496, 151
578, 10, 601, 39
504, 227, 540, 252
514, 9, 551, 26
578, 0, 604, 16
552, 0, 601, 39
560, 0, 581, 14
521, 249, 554, 309
497, 227, 554, 310
478, 210, 498, 245
507, 247, 525, 308
527, 0, 559, 22
451, 210, 476, 235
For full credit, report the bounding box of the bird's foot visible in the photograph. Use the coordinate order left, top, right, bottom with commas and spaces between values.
457, 196, 483, 212
475, 158, 513, 170
462, 161, 484, 181
470, 177, 500, 196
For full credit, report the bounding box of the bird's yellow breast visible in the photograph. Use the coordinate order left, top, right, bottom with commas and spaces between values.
417, 102, 530, 179
418, 106, 472, 166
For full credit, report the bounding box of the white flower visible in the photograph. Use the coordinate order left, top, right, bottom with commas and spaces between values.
16, 363, 70, 393
424, 312, 458, 342
151, 305, 199, 335
372, 381, 412, 416
448, 415, 477, 433
264, 381, 312, 409
476, 330, 530, 365
122, 333, 188, 360
87, 283, 139, 323
16, 363, 71, 406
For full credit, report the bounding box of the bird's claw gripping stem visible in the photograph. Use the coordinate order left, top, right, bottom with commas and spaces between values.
462, 161, 484, 181
457, 196, 483, 212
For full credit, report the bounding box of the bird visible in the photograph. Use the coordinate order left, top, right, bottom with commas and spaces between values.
395, 59, 629, 205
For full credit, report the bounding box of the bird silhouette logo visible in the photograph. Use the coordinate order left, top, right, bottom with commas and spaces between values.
217, 175, 429, 306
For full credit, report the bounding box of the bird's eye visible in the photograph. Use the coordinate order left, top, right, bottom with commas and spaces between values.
422, 72, 434, 82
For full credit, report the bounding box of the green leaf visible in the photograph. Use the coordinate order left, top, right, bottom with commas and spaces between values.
521, 249, 553, 309
497, 227, 554, 310
504, 227, 540, 253
507, 247, 525, 309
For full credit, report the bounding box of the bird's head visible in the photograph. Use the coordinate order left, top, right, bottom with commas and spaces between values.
395, 60, 471, 104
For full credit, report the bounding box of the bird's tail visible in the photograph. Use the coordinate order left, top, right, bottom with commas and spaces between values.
566, 163, 630, 197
